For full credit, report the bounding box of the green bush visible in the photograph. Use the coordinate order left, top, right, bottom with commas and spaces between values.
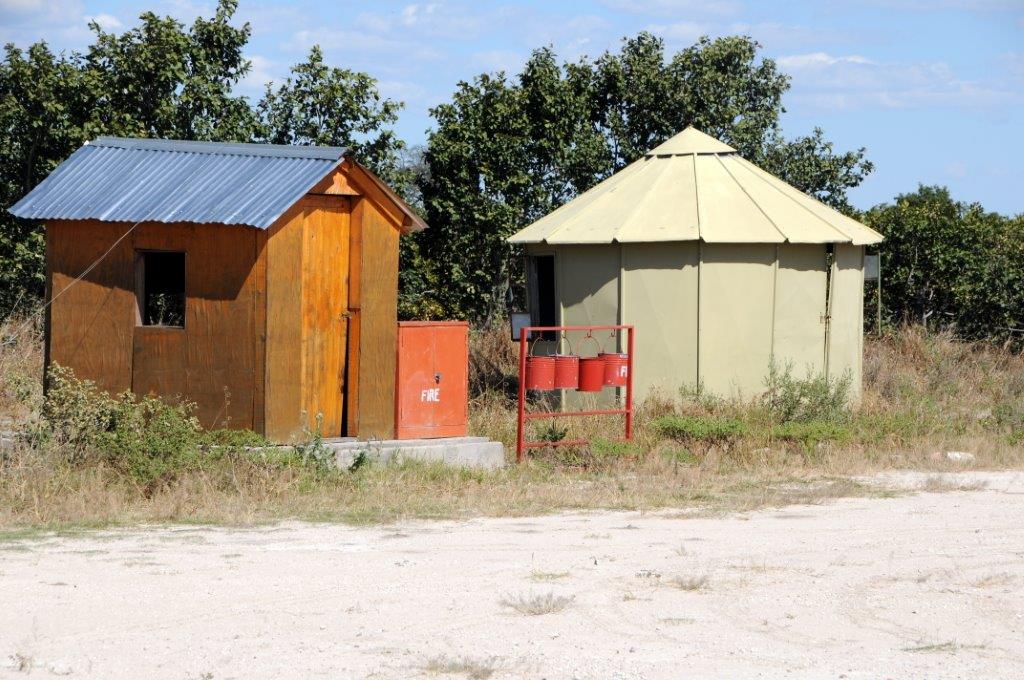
653, 415, 748, 445
36, 365, 203, 486
33, 365, 301, 488
196, 428, 272, 449
661, 448, 698, 466
589, 438, 634, 460
771, 420, 850, 446
763, 364, 851, 423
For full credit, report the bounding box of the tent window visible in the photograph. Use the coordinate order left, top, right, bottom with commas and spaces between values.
137, 251, 185, 327
527, 255, 557, 340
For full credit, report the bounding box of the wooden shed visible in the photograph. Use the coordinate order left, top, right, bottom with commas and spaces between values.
10, 137, 425, 442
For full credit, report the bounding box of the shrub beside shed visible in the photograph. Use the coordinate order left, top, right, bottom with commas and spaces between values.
10, 137, 425, 442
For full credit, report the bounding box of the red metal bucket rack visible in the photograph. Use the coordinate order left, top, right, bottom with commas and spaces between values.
515, 325, 635, 463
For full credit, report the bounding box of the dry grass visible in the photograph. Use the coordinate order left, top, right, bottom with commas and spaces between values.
423, 655, 497, 679
902, 641, 986, 654
0, 323, 1022, 536
499, 591, 574, 616
529, 570, 570, 582
0, 317, 42, 429
667, 574, 710, 591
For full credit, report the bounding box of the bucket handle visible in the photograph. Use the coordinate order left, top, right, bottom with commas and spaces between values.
557, 332, 576, 357
528, 333, 548, 358
576, 332, 602, 357
602, 329, 623, 354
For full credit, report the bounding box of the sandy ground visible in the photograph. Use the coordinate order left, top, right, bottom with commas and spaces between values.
2, 472, 1023, 679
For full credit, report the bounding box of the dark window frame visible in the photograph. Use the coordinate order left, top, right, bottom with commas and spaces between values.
135, 250, 186, 329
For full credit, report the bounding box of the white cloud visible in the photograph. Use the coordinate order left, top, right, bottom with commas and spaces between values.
727, 22, 857, 49
944, 161, 967, 178
779, 51, 1018, 111
647, 21, 710, 43
1003, 52, 1024, 82
354, 2, 487, 42
238, 54, 282, 98
602, 0, 741, 16
86, 13, 121, 30
0, 0, 44, 10
470, 49, 526, 76
777, 52, 874, 69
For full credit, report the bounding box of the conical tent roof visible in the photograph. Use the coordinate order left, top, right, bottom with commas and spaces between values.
508, 127, 882, 245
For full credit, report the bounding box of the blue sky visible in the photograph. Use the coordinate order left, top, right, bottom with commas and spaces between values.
3, 0, 1023, 213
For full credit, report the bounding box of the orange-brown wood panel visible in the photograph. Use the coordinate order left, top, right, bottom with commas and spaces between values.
252, 229, 268, 436
133, 223, 258, 430
308, 167, 360, 196
264, 205, 307, 442
132, 326, 186, 399
355, 199, 400, 439
300, 195, 350, 437
344, 199, 364, 437
46, 221, 135, 395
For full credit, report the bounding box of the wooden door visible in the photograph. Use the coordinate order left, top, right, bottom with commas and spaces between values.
302, 196, 350, 437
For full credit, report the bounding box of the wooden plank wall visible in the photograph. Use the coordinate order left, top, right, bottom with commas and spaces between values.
300, 195, 350, 438
47, 165, 405, 443
263, 205, 306, 441
46, 220, 261, 430
133, 223, 259, 429
354, 199, 400, 439
47, 221, 136, 395
263, 196, 352, 441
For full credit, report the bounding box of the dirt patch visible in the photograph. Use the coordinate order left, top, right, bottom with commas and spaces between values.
1, 471, 1022, 678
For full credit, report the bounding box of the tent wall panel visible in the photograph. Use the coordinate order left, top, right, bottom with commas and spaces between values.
826, 244, 865, 400
698, 244, 776, 399
772, 245, 828, 380
622, 242, 698, 399
557, 244, 619, 408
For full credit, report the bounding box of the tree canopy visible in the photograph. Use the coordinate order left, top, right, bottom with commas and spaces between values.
415, 34, 874, 321
2, 4, 1019, 344
865, 186, 1024, 342
0, 0, 403, 317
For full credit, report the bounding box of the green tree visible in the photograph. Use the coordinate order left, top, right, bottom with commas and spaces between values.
865, 186, 1024, 341
417, 33, 874, 321
81, 0, 257, 141
0, 43, 93, 315
1, 0, 408, 319
1, 0, 257, 317
257, 45, 404, 181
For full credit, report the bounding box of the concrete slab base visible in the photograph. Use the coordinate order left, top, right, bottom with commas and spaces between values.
324, 436, 506, 470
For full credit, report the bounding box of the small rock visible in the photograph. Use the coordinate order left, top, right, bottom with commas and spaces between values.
47, 660, 73, 675
945, 451, 975, 462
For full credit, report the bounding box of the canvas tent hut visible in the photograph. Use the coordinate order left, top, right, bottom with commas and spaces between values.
10, 136, 425, 442
508, 127, 883, 401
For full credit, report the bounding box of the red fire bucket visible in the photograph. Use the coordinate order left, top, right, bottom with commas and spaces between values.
553, 354, 579, 389
600, 352, 629, 386
525, 356, 556, 390
578, 357, 605, 392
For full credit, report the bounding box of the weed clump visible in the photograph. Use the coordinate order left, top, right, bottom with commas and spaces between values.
32, 365, 205, 488
770, 420, 850, 446
763, 364, 851, 423
653, 415, 747, 446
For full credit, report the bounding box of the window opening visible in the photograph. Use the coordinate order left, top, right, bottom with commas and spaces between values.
137, 251, 185, 327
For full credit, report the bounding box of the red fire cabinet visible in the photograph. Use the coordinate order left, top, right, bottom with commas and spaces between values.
395, 321, 469, 439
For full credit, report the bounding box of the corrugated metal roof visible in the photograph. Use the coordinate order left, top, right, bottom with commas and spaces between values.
508, 127, 883, 246
8, 137, 349, 229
